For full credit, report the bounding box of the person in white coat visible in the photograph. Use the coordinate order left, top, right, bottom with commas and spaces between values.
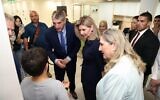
148, 48, 160, 100
96, 29, 145, 100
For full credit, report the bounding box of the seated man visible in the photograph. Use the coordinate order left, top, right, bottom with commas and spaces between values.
21, 47, 69, 100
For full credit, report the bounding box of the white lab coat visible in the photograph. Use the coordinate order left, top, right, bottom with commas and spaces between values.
96, 55, 144, 100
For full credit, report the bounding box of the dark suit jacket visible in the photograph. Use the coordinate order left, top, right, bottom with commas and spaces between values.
133, 29, 160, 75
45, 21, 81, 64
129, 30, 137, 42
123, 28, 137, 42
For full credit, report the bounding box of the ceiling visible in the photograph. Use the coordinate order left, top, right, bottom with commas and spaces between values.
1, 0, 141, 3
2, 0, 160, 4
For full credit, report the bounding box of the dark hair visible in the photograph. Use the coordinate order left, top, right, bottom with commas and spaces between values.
155, 15, 160, 19
21, 47, 48, 76
13, 15, 23, 35
14, 15, 23, 26
139, 11, 152, 21
133, 15, 139, 20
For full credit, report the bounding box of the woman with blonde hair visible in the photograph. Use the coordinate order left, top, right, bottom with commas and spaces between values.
96, 29, 145, 100
75, 16, 105, 100
99, 20, 108, 35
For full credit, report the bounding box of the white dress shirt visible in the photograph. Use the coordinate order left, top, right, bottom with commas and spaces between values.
58, 26, 67, 52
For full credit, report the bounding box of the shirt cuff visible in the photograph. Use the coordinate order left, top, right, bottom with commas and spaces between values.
151, 73, 158, 80
54, 59, 58, 64
66, 56, 71, 62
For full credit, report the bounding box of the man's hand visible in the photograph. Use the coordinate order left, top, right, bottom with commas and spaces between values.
150, 79, 160, 87
62, 58, 70, 65
148, 79, 160, 95
55, 59, 66, 69
23, 38, 29, 51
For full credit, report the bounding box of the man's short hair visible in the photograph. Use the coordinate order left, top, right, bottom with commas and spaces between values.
21, 47, 48, 76
155, 15, 160, 19
133, 15, 139, 20
139, 11, 152, 22
52, 10, 66, 21
29, 10, 38, 17
4, 13, 14, 22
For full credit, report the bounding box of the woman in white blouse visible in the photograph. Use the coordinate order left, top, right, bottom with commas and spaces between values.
96, 29, 145, 100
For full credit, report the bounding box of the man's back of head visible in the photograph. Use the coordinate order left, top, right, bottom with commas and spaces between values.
21, 47, 48, 77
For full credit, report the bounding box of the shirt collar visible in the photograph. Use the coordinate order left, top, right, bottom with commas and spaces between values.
61, 25, 66, 33
139, 28, 148, 35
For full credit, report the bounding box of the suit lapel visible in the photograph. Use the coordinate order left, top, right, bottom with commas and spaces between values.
65, 23, 71, 47
52, 27, 61, 46
133, 29, 149, 47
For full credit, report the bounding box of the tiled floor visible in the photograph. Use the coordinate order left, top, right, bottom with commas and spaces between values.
49, 56, 155, 100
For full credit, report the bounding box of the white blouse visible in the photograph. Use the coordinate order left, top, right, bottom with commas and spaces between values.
96, 55, 144, 100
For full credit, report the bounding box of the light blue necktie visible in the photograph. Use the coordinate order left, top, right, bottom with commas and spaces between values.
60, 31, 66, 53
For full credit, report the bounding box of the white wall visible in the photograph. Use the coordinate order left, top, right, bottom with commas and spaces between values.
2, 1, 160, 27
86, 2, 140, 28
2, 0, 74, 26
114, 2, 140, 16
97, 2, 114, 28
155, 3, 160, 16
86, 1, 159, 28
139, 0, 159, 16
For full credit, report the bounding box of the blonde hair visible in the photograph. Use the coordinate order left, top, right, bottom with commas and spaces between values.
102, 29, 145, 73
99, 20, 108, 28
75, 16, 100, 41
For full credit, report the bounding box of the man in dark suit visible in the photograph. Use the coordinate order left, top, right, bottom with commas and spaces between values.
45, 10, 81, 99
131, 12, 160, 86
123, 16, 138, 42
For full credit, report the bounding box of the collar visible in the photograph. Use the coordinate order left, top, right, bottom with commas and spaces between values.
61, 25, 66, 33
139, 28, 148, 35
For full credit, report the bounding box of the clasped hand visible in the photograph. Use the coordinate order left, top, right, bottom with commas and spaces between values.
148, 79, 160, 95
55, 58, 70, 69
